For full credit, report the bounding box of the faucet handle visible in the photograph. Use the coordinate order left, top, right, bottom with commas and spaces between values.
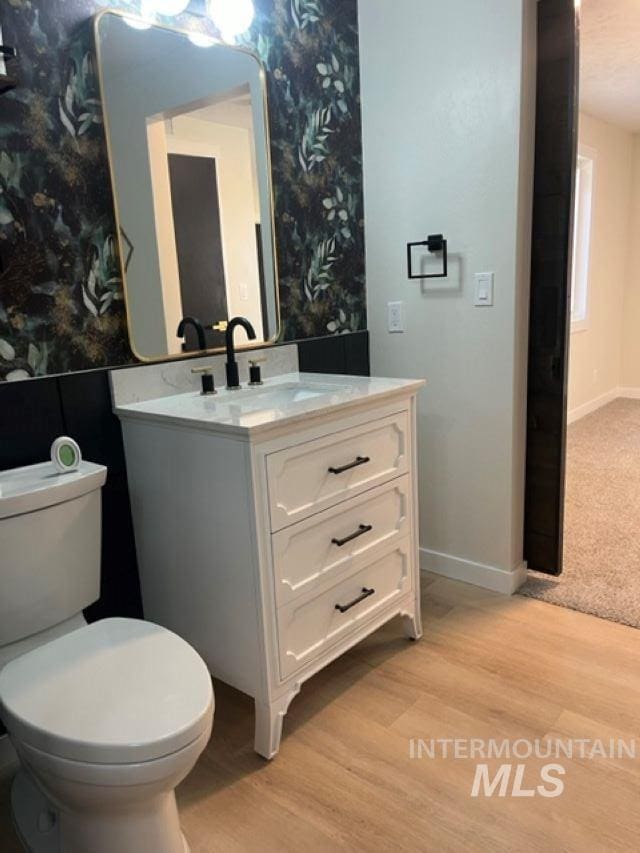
191, 366, 216, 396
248, 358, 266, 387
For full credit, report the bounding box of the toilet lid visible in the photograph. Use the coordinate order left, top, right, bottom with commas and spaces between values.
0, 619, 213, 765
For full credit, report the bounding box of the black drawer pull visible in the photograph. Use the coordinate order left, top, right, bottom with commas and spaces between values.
331, 524, 373, 548
335, 587, 375, 614
328, 455, 370, 475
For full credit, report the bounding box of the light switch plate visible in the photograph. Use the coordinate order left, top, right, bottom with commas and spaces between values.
387, 301, 404, 333
474, 272, 494, 307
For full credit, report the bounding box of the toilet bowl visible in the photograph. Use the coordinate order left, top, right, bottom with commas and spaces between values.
0, 618, 214, 853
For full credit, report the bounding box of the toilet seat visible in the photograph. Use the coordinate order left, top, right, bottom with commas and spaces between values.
0, 618, 214, 765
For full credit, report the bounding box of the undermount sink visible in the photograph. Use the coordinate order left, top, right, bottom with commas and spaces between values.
113, 372, 424, 437
214, 379, 345, 408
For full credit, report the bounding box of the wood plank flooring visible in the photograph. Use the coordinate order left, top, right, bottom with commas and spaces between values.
2, 574, 639, 852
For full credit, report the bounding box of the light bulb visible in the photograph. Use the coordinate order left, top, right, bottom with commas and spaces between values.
208, 0, 255, 41
124, 14, 152, 30
188, 32, 216, 48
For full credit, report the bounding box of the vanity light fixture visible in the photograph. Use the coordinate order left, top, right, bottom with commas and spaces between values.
207, 0, 255, 42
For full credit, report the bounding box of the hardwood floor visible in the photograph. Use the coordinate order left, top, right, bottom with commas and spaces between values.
2, 574, 640, 852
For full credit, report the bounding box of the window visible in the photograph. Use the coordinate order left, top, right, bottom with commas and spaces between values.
570, 148, 595, 331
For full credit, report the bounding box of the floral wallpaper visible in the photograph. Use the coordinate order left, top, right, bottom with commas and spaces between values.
0, 0, 365, 380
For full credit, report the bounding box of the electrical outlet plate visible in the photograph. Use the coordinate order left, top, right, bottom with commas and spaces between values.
387, 301, 404, 333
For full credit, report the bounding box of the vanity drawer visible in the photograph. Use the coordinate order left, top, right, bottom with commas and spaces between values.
271, 476, 411, 607
266, 411, 409, 531
276, 538, 413, 680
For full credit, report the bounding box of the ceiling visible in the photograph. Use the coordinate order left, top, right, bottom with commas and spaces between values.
579, 0, 640, 132
188, 92, 254, 131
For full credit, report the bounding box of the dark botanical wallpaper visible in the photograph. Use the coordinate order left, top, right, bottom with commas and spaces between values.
0, 0, 365, 380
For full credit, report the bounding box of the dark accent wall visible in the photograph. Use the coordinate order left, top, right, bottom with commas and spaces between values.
524, 0, 578, 573
0, 0, 365, 381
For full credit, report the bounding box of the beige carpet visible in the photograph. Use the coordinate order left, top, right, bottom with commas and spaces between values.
520, 397, 640, 628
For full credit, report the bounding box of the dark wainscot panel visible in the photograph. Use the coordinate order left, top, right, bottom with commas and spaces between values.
298, 330, 370, 376
0, 374, 143, 622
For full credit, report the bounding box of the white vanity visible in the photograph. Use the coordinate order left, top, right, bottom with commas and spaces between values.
114, 370, 424, 758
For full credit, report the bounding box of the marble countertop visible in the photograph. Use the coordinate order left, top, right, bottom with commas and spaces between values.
114, 372, 425, 437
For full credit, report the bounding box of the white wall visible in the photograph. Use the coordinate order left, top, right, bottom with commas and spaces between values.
359, 0, 536, 591
147, 120, 184, 352
567, 113, 634, 417
621, 135, 640, 390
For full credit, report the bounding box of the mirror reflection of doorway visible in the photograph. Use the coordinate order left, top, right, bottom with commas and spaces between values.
146, 86, 265, 353
168, 153, 228, 351
523, 0, 640, 628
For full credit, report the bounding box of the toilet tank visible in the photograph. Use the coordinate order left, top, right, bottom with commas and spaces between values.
0, 461, 107, 646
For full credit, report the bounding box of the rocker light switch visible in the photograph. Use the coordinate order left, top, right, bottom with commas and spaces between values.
474, 272, 494, 307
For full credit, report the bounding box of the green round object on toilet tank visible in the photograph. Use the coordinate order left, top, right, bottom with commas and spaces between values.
51, 436, 82, 473
59, 444, 77, 468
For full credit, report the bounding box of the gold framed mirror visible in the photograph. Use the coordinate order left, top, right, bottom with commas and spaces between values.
94, 9, 280, 361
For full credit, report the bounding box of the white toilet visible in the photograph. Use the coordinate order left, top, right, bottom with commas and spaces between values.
0, 460, 214, 853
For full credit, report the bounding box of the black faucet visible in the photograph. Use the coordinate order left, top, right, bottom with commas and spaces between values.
225, 316, 257, 389
177, 316, 206, 352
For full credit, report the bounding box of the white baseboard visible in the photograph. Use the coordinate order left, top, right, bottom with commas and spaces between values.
567, 388, 618, 424
618, 387, 640, 400
420, 548, 528, 595
0, 734, 18, 777
568, 387, 640, 424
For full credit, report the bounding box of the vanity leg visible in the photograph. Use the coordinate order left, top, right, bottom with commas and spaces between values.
254, 689, 299, 760
402, 598, 423, 641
